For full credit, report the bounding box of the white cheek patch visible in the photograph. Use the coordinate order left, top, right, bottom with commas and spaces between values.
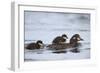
39, 43, 43, 46
77, 37, 80, 41
63, 37, 67, 39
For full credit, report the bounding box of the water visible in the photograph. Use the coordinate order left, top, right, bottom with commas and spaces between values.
24, 11, 90, 61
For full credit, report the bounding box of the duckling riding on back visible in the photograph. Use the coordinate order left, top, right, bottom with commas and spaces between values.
52, 34, 68, 44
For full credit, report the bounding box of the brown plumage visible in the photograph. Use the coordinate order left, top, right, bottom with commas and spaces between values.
52, 34, 68, 44
47, 34, 83, 50
26, 40, 44, 50
70, 34, 83, 46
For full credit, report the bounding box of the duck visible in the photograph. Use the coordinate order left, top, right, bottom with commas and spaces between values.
47, 34, 83, 50
52, 34, 68, 44
26, 40, 44, 50
69, 34, 83, 47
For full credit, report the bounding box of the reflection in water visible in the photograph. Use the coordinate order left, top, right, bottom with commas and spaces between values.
24, 41, 90, 61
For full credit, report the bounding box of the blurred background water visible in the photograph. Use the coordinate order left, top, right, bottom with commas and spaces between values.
24, 11, 90, 61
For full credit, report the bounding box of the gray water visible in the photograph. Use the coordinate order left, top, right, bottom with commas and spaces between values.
24, 11, 90, 61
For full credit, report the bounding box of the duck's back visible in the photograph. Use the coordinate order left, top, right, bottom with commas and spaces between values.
52, 36, 66, 44
47, 43, 73, 50
26, 43, 40, 50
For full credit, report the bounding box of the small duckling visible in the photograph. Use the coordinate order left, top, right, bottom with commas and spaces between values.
26, 40, 44, 50
52, 34, 68, 44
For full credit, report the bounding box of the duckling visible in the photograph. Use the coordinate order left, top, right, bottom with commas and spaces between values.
52, 34, 68, 44
26, 40, 44, 50
47, 34, 83, 50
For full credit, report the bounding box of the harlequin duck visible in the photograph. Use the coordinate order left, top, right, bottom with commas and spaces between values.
26, 40, 44, 50
52, 34, 68, 44
69, 34, 83, 47
69, 34, 83, 53
47, 34, 83, 50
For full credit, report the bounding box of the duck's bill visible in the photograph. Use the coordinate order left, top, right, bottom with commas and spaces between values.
77, 37, 84, 41
80, 38, 84, 41
63, 36, 68, 39
66, 36, 68, 39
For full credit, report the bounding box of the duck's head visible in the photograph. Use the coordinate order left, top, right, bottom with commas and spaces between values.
73, 34, 83, 41
62, 34, 68, 39
70, 34, 83, 44
36, 40, 44, 47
